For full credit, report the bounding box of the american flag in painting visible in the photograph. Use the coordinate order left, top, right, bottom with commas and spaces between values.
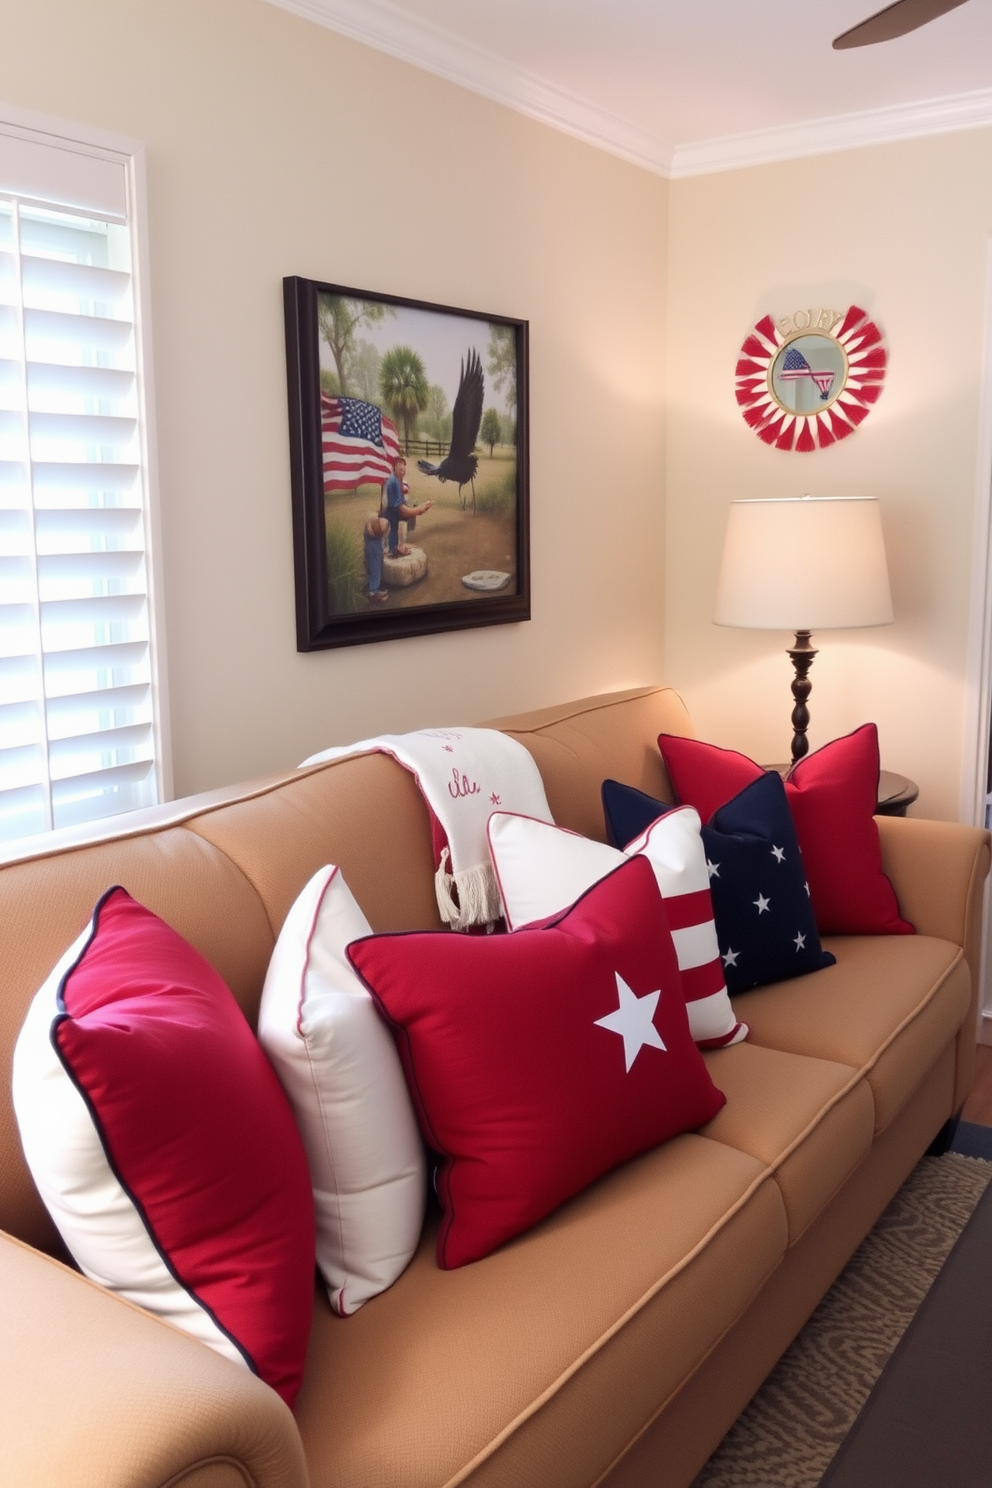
321, 394, 402, 493
779, 347, 835, 400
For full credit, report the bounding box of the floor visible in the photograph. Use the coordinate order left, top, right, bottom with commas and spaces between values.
961, 1044, 992, 1127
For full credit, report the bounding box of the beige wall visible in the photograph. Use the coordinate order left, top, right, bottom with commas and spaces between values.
1, 0, 667, 795
11, 1, 988, 820
665, 131, 992, 821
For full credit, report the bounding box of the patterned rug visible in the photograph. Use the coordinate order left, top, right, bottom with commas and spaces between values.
690, 1151, 992, 1488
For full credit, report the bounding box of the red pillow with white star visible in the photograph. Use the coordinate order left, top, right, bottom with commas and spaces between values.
347, 856, 725, 1269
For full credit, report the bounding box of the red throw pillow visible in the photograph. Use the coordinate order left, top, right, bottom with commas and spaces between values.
658, 726, 913, 937
347, 857, 726, 1269
12, 888, 316, 1407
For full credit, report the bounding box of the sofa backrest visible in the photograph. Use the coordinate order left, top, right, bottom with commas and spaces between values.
0, 685, 690, 1253
484, 686, 685, 841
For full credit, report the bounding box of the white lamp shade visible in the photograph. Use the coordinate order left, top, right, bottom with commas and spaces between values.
714, 496, 894, 631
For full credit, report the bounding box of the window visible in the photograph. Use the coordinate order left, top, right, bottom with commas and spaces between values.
0, 116, 167, 844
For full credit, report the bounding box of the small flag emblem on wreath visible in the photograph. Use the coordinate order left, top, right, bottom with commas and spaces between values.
735, 306, 887, 452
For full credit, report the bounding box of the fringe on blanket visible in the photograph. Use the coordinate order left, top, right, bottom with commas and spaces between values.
434, 848, 503, 931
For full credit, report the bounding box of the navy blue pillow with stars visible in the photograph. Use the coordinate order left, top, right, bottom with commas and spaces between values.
601, 773, 835, 995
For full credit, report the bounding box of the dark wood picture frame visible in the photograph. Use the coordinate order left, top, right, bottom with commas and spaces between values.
284, 276, 530, 650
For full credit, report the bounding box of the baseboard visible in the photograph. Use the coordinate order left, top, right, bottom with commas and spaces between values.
950, 1120, 992, 1160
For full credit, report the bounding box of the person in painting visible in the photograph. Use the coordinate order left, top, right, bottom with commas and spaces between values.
383, 456, 433, 558
362, 514, 390, 604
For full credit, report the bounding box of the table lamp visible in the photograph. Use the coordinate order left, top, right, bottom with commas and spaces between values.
714, 495, 893, 763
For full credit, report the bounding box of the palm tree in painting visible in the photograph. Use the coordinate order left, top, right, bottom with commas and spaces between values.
379, 346, 429, 452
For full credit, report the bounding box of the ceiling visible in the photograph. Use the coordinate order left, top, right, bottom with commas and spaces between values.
265, 0, 992, 175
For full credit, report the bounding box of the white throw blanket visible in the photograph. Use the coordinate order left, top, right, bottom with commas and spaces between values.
301, 728, 554, 930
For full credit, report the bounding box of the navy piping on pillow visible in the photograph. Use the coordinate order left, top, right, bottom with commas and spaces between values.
50, 886, 257, 1376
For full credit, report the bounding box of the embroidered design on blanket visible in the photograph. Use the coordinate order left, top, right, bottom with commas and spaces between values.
300, 728, 553, 930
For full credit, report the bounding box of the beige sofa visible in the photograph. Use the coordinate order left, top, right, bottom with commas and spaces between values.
1, 685, 988, 1488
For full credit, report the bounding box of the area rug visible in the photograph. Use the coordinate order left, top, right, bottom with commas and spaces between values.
690, 1151, 992, 1488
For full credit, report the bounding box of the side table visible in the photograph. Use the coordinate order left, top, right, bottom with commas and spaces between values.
874, 771, 918, 817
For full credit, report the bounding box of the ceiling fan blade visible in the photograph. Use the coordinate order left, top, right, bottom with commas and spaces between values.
833, 0, 970, 48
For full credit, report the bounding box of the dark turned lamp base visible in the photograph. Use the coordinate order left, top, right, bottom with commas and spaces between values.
787, 630, 818, 764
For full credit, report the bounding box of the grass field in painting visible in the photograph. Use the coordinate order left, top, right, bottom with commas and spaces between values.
325, 448, 518, 614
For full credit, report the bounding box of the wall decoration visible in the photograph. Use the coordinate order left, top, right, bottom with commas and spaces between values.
735, 305, 887, 452
284, 277, 529, 650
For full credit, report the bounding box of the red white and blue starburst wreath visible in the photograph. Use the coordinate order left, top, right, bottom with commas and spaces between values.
735, 305, 887, 452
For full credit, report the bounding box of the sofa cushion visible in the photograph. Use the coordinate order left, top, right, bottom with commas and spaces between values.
602, 773, 835, 994
483, 685, 690, 840
186, 751, 444, 940
257, 865, 427, 1316
487, 808, 746, 1048
348, 857, 726, 1268
734, 935, 970, 1133
295, 1135, 784, 1488
700, 1043, 874, 1243
11, 887, 315, 1407
0, 824, 279, 1256
658, 726, 914, 937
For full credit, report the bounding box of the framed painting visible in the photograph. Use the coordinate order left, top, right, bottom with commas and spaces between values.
283, 276, 530, 650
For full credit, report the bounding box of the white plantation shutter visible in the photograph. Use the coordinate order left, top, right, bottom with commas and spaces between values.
0, 121, 165, 843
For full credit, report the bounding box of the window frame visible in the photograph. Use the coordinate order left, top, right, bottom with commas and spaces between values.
0, 101, 171, 839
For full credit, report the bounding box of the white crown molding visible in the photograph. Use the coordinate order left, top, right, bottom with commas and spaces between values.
264, 0, 674, 175
263, 0, 992, 180
671, 87, 992, 177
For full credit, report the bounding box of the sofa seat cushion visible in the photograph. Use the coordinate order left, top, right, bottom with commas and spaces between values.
731, 936, 969, 1133
701, 1043, 874, 1244
295, 1136, 785, 1488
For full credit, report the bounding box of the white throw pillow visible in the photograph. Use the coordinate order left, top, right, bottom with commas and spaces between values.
487, 810, 747, 1049
257, 865, 427, 1315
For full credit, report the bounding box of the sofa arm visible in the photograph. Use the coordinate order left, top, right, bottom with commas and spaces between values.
877, 816, 989, 1114
876, 815, 990, 983
0, 1230, 310, 1488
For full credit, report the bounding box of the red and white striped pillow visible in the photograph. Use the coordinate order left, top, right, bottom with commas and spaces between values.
487, 810, 747, 1049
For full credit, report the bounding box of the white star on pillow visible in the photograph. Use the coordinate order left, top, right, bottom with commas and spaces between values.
594, 973, 666, 1073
